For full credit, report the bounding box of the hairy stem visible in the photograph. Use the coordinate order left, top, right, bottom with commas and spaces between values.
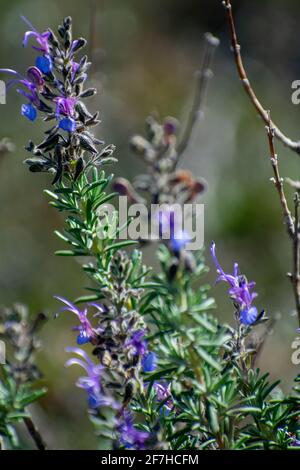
223, 0, 300, 155
176, 32, 219, 161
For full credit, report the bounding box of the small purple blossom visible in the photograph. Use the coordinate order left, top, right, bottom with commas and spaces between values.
210, 242, 258, 326
55, 296, 101, 344
54, 97, 77, 132
125, 329, 148, 357
170, 229, 191, 253
0, 68, 43, 108
65, 347, 117, 409
291, 437, 300, 447
118, 411, 149, 450
158, 206, 176, 237
153, 382, 173, 411
54, 96, 77, 118
21, 15, 51, 54
158, 204, 192, 252
142, 351, 157, 373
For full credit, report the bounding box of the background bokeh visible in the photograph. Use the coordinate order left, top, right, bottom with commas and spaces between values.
0, 0, 300, 449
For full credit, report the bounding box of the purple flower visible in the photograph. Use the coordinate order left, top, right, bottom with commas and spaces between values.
158, 207, 176, 237
21, 16, 51, 54
125, 329, 148, 357
21, 103, 37, 121
210, 242, 258, 326
170, 229, 191, 253
35, 55, 52, 74
0, 68, 43, 107
54, 97, 77, 132
142, 352, 157, 373
153, 382, 173, 412
118, 411, 149, 450
55, 296, 102, 344
54, 96, 77, 118
291, 437, 300, 447
65, 347, 118, 409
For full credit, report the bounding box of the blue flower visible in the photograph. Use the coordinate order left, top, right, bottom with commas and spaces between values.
240, 306, 258, 326
76, 330, 90, 345
21, 103, 37, 121
170, 229, 191, 253
142, 352, 157, 372
59, 117, 76, 132
210, 242, 259, 326
35, 55, 52, 74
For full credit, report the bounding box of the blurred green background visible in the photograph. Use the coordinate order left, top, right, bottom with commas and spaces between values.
0, 0, 300, 449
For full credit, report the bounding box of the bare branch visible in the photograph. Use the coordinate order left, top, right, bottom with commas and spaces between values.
289, 192, 300, 327
266, 116, 294, 237
223, 0, 300, 155
176, 32, 219, 161
266, 114, 300, 327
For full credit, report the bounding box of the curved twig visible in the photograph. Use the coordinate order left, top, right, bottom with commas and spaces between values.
223, 0, 300, 155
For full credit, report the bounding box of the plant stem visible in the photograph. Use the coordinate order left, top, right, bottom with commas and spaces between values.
266, 119, 294, 236
176, 32, 219, 161
24, 416, 47, 450
266, 116, 300, 327
291, 193, 300, 326
222, 0, 300, 155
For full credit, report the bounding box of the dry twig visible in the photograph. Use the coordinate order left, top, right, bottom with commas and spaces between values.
223, 0, 300, 155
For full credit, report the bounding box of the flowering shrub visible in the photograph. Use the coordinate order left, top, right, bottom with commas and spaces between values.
0, 9, 299, 451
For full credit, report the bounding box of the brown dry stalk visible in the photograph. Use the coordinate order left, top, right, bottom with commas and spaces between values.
223, 0, 300, 155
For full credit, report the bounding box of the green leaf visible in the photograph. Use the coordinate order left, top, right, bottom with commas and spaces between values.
104, 240, 138, 253
197, 347, 222, 371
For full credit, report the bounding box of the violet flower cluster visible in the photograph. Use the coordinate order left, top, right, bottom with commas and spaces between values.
1, 16, 114, 182
0, 16, 156, 448
210, 242, 261, 325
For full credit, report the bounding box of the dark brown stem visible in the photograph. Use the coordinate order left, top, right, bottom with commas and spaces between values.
176, 32, 219, 161
24, 416, 47, 450
223, 0, 300, 155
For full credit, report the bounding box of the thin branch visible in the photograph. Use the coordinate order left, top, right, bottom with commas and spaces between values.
266, 115, 300, 327
223, 0, 300, 155
266, 117, 294, 237
176, 32, 219, 161
290, 192, 300, 326
24, 416, 47, 450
